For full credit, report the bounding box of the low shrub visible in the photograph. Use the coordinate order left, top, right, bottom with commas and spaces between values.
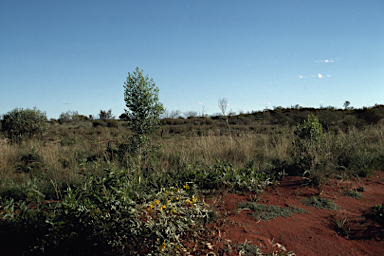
302, 196, 339, 210
92, 119, 107, 127
0, 167, 210, 255
106, 119, 119, 128
342, 189, 363, 199
294, 114, 322, 143
1, 107, 47, 141
370, 202, 384, 225
237, 202, 306, 221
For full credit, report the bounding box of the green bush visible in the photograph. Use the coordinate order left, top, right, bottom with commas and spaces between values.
92, 119, 107, 127
294, 114, 323, 142
370, 202, 384, 221
106, 119, 119, 128
1, 107, 47, 141
290, 115, 324, 178
122, 67, 165, 157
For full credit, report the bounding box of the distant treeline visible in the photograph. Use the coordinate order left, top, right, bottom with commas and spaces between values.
159, 104, 384, 131
48, 104, 384, 133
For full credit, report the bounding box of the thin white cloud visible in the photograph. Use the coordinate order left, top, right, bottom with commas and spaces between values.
198, 102, 204, 105
63, 102, 71, 104
298, 74, 331, 78
314, 59, 336, 63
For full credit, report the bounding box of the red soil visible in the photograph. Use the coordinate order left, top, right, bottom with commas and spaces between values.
206, 171, 384, 256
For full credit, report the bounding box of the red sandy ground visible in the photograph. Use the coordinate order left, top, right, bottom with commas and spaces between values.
205, 171, 384, 256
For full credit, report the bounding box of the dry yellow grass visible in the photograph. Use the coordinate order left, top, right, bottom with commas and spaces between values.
0, 122, 383, 197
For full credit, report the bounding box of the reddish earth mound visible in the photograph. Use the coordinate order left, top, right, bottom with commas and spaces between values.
207, 171, 384, 255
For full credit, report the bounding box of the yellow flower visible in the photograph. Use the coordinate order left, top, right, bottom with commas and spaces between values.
165, 190, 169, 194
166, 201, 170, 205
183, 184, 190, 190
95, 208, 101, 213
154, 199, 160, 206
185, 199, 192, 204
162, 205, 166, 210
192, 197, 197, 203
159, 242, 167, 250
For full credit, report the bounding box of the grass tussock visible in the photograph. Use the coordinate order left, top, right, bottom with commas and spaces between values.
237, 202, 306, 221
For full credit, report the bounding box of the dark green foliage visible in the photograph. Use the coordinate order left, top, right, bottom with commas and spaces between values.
370, 202, 384, 225
338, 149, 376, 177
106, 119, 119, 128
289, 115, 323, 178
317, 111, 341, 130
16, 150, 42, 173
92, 119, 107, 127
99, 109, 114, 121
1, 107, 47, 141
0, 168, 210, 255
119, 113, 129, 121
123, 67, 164, 136
174, 160, 278, 193
294, 114, 323, 142
122, 67, 164, 156
354, 107, 384, 125
60, 138, 78, 146
58, 111, 79, 124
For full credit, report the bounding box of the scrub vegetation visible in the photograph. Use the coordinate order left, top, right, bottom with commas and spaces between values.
1, 74, 383, 255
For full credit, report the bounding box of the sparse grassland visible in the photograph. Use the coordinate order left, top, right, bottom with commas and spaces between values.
0, 109, 384, 255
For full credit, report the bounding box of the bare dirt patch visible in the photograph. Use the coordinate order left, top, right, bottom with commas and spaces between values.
207, 171, 384, 255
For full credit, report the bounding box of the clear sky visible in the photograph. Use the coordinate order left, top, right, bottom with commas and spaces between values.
1, 0, 383, 119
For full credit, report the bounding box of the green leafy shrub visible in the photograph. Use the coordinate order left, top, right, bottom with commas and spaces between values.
290, 115, 324, 178
370, 202, 384, 225
58, 110, 83, 124
294, 114, 323, 142
179, 160, 278, 193
122, 67, 165, 157
1, 107, 47, 141
0, 168, 210, 255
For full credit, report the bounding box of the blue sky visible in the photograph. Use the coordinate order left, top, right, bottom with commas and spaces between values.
1, 0, 383, 119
